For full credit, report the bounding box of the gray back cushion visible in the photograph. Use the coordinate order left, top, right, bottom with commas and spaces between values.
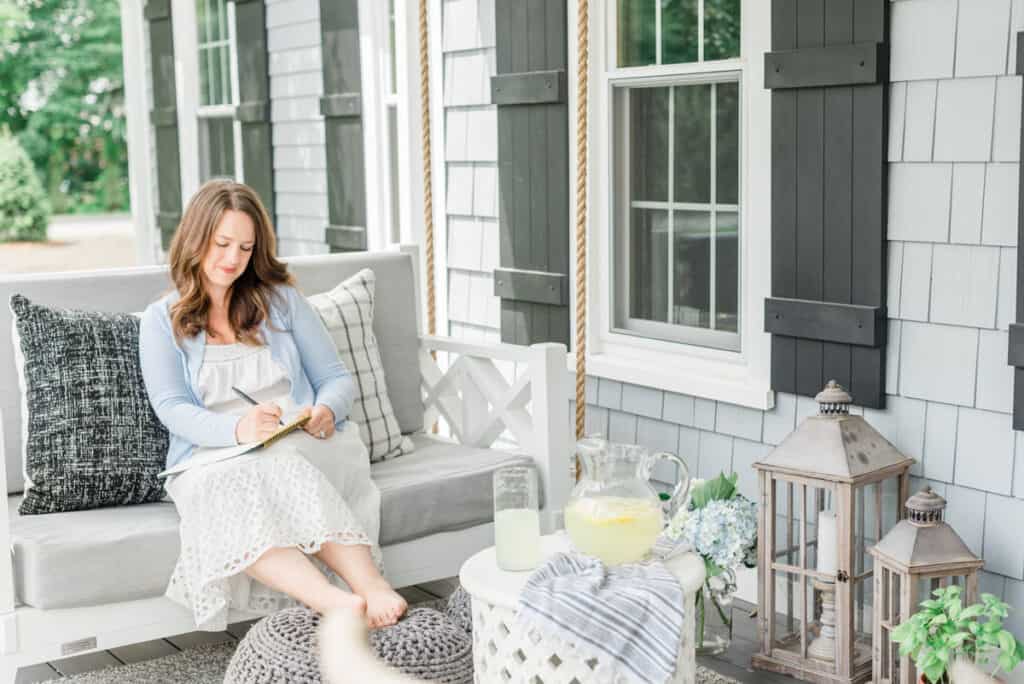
0, 251, 424, 494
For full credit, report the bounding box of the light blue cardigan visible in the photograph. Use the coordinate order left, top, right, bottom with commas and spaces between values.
139, 284, 355, 469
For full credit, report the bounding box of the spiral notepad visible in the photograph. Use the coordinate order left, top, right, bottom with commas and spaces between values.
158, 414, 312, 479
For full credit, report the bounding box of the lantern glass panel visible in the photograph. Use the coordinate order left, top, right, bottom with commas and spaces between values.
769, 569, 812, 660
771, 480, 832, 574
878, 565, 903, 684
853, 483, 878, 645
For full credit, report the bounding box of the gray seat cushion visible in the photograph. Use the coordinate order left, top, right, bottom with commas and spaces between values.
9, 436, 532, 608
374, 435, 533, 545
7, 498, 180, 609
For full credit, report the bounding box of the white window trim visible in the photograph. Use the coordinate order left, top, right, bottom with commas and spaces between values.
358, 0, 428, 255
359, 0, 441, 331
358, 0, 389, 251
578, 0, 774, 410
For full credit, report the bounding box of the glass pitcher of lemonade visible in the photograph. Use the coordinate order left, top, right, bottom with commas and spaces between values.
565, 438, 691, 565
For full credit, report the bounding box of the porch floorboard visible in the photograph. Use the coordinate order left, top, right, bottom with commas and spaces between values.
12, 586, 797, 682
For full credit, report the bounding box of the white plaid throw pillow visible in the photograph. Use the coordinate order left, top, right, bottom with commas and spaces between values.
307, 269, 414, 463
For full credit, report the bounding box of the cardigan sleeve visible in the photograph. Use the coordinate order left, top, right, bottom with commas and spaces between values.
138, 303, 241, 448
285, 286, 355, 425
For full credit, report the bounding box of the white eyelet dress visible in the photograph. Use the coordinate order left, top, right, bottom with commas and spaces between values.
163, 342, 381, 631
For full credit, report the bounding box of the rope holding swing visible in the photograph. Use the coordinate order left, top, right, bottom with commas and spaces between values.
574, 0, 589, 442
418, 0, 436, 340
417, 0, 588, 447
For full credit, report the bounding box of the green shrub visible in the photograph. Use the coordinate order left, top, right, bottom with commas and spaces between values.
0, 134, 51, 242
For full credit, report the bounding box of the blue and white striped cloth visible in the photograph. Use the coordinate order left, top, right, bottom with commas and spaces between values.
516, 552, 685, 683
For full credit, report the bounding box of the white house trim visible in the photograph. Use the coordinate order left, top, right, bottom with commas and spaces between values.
428, 0, 449, 336
357, 0, 388, 252
172, 0, 202, 204
581, 0, 774, 410
120, 0, 157, 265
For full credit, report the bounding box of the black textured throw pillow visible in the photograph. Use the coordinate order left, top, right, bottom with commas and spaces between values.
10, 294, 168, 514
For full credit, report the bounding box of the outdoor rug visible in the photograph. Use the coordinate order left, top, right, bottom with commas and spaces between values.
40, 642, 743, 683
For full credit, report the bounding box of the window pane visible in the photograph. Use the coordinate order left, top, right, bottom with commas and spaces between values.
661, 0, 698, 65
199, 117, 235, 181
630, 87, 669, 202
220, 44, 232, 104
673, 83, 711, 203
716, 81, 739, 204
614, 79, 741, 349
617, 0, 656, 67
197, 0, 209, 43
197, 0, 233, 106
199, 49, 211, 107
630, 209, 670, 322
210, 47, 223, 105
388, 105, 401, 243
218, 0, 228, 41
673, 210, 711, 327
715, 211, 739, 332
389, 0, 397, 95
704, 0, 741, 60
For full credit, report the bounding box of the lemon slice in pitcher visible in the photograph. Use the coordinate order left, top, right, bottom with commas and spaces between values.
564, 496, 662, 565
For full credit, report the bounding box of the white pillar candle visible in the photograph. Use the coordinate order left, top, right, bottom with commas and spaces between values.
816, 511, 838, 576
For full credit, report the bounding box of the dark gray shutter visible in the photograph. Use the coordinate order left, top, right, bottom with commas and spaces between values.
145, 0, 182, 250
233, 0, 275, 222
319, 0, 367, 252
765, 0, 890, 409
1009, 32, 1024, 430
492, 1, 570, 345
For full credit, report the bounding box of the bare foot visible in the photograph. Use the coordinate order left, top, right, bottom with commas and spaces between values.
360, 582, 408, 628
319, 589, 367, 619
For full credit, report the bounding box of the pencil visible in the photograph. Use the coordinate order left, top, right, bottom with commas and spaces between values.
231, 386, 285, 426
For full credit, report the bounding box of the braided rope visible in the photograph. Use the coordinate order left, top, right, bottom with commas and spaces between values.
418, 0, 436, 340
575, 0, 588, 442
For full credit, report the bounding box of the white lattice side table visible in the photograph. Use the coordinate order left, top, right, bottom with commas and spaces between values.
458, 533, 705, 684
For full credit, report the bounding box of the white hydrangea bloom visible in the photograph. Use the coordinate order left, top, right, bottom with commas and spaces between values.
666, 497, 757, 572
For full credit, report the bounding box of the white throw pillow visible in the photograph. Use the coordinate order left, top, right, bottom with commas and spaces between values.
308, 269, 414, 463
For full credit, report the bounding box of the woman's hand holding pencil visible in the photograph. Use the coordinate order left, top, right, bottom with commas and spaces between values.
232, 386, 285, 444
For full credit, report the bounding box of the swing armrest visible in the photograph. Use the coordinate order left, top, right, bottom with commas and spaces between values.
418, 337, 573, 530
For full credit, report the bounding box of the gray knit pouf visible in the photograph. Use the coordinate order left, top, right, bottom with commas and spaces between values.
224, 590, 473, 684
224, 608, 322, 684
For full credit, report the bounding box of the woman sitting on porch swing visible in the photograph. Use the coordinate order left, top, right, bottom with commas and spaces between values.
139, 179, 407, 632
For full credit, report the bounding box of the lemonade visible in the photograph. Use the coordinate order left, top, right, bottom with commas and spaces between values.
494, 507, 542, 571
564, 496, 663, 565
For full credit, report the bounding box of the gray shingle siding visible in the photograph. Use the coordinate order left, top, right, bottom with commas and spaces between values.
441, 0, 501, 339
266, 2, 328, 256
582, 1, 1024, 599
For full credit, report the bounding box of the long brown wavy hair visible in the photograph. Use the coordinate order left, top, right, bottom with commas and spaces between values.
167, 179, 294, 345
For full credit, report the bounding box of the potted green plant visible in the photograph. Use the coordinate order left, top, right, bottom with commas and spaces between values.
891, 585, 1024, 683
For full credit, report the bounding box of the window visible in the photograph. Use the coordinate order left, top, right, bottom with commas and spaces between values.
195, 0, 240, 182
361, 0, 411, 249
586, 0, 772, 408
612, 0, 741, 351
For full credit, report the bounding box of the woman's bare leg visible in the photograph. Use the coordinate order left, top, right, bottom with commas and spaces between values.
315, 542, 407, 628
245, 546, 366, 617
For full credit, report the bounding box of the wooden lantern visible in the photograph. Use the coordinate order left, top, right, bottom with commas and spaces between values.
752, 381, 914, 684
869, 487, 983, 684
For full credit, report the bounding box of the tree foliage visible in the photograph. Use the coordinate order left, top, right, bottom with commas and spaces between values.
0, 0, 128, 214
0, 133, 51, 241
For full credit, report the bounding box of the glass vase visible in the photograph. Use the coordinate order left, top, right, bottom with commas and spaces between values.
695, 568, 736, 656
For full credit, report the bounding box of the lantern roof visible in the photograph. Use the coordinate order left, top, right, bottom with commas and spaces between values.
869, 488, 983, 573
753, 381, 915, 483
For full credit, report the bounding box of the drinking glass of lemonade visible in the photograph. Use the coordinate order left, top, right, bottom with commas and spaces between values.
565, 438, 691, 565
493, 465, 541, 571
